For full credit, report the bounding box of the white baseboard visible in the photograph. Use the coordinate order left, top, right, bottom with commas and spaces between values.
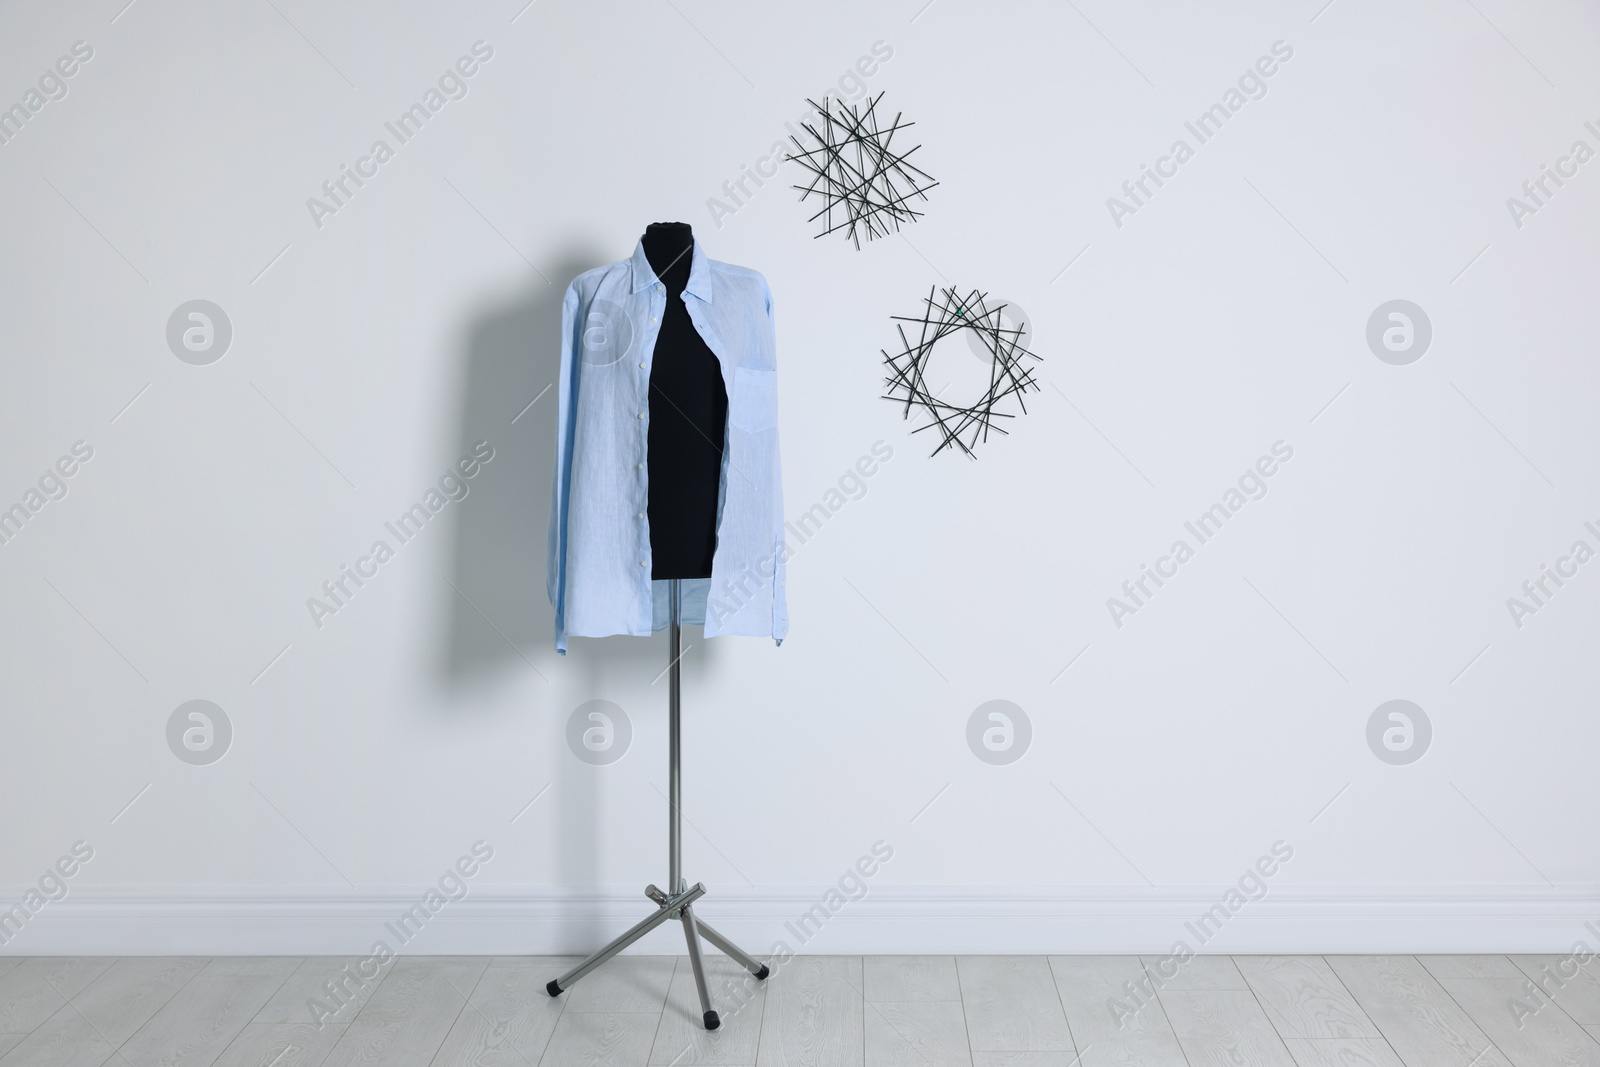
3, 885, 1597, 956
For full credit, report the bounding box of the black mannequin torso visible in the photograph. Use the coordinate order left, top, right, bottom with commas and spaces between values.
643, 222, 727, 580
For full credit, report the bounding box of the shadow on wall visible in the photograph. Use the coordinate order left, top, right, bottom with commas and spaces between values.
440, 251, 589, 682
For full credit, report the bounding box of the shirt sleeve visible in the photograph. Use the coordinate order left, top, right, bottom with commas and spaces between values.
764, 276, 788, 647
548, 282, 582, 652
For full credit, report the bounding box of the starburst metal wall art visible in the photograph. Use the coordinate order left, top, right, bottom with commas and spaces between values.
883, 287, 1042, 457
786, 92, 938, 248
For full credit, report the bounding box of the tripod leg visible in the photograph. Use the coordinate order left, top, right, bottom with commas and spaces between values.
692, 917, 771, 980
547, 903, 678, 997
679, 904, 719, 1030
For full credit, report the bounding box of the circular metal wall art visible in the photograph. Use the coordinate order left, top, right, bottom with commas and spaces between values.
882, 286, 1042, 457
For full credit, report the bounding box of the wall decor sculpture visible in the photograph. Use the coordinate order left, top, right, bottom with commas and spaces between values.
786, 92, 938, 248
882, 286, 1041, 457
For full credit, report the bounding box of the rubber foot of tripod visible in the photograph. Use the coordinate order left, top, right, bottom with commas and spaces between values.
703, 1010, 721, 1030
754, 964, 770, 980
546, 980, 562, 997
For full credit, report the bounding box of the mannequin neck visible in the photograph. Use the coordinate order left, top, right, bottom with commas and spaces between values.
642, 222, 694, 296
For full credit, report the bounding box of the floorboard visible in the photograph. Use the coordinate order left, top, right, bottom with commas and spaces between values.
539, 1011, 659, 1067
1328, 955, 1512, 1067
0, 959, 115, 1034
957, 956, 1071, 1053
69, 956, 208, 1046
864, 957, 960, 1003
0, 953, 1591, 1067
211, 1018, 349, 1067
319, 955, 486, 1067
756, 955, 863, 1067
1280, 1037, 1405, 1066
1438, 977, 1600, 1067
649, 953, 765, 1066
1158, 988, 1297, 1067
117, 973, 285, 1067
1234, 955, 1381, 1041
864, 1000, 969, 1067
431, 957, 572, 1067
1049, 955, 1181, 1067
1510, 956, 1600, 1025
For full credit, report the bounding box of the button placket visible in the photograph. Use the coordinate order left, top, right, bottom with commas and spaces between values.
638, 291, 654, 580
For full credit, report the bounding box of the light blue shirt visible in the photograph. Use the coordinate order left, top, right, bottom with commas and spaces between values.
548, 239, 788, 654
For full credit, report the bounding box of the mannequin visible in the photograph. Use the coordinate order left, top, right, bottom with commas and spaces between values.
641, 222, 726, 579
546, 225, 778, 1030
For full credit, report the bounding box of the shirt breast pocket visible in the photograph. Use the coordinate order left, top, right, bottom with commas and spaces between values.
729, 367, 778, 433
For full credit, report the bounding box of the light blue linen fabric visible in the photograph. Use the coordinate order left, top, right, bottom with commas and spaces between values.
548, 239, 788, 654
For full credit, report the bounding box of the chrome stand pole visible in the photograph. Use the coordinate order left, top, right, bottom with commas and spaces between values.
547, 578, 769, 1030
669, 578, 682, 898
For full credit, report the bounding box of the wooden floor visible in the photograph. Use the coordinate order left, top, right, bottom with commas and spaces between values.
1, 954, 1598, 1066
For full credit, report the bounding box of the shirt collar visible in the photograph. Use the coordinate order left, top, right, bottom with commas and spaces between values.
629, 238, 714, 302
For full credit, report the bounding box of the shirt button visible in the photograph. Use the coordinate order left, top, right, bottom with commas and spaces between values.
651, 317, 658, 324
640, 560, 648, 567
637, 513, 644, 520
636, 463, 644, 470
637, 412, 645, 420
639, 362, 646, 368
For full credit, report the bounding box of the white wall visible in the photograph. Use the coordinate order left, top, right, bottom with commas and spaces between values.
2, 0, 1597, 956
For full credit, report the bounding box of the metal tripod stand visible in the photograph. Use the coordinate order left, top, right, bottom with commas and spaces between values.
546, 579, 769, 1030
